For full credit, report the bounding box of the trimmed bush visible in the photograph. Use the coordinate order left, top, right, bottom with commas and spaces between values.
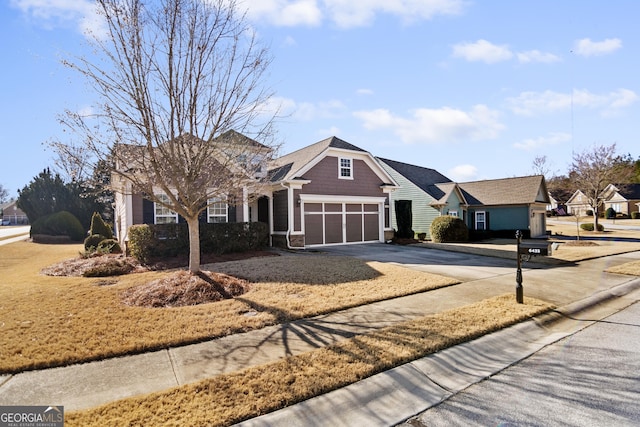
580, 223, 604, 232
84, 234, 105, 250
97, 239, 122, 254
430, 216, 469, 243
128, 224, 154, 264
632, 211, 640, 219
31, 211, 85, 242
605, 207, 616, 219
89, 212, 113, 239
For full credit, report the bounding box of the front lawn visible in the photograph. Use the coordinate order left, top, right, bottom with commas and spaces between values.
0, 241, 458, 373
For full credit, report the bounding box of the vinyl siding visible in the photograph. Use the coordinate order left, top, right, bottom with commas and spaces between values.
380, 163, 441, 238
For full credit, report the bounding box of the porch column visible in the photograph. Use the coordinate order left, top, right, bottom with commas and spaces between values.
242, 186, 249, 222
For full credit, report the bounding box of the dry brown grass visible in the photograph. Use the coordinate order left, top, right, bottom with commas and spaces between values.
606, 260, 640, 276
0, 242, 458, 373
66, 294, 553, 427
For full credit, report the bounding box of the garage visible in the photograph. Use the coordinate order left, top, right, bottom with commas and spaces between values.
302, 198, 383, 247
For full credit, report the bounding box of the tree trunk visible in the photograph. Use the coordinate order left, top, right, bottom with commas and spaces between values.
185, 216, 201, 274
593, 207, 600, 232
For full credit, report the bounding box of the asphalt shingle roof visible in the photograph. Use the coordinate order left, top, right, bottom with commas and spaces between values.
455, 175, 548, 206
268, 136, 366, 182
377, 158, 452, 199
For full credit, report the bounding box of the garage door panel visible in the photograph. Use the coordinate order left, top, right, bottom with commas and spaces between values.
325, 214, 342, 244
364, 214, 379, 241
346, 214, 363, 242
305, 214, 323, 245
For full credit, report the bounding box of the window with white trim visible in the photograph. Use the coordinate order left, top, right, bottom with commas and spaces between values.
475, 211, 486, 230
339, 157, 353, 179
154, 194, 178, 224
207, 198, 228, 223
449, 210, 458, 217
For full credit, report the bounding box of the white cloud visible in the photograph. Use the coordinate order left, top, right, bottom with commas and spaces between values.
245, 0, 323, 27
263, 97, 347, 120
354, 104, 504, 144
513, 132, 572, 151
452, 39, 513, 64
507, 88, 638, 116
517, 50, 561, 64
245, 0, 466, 28
448, 164, 478, 181
323, 0, 466, 28
574, 38, 622, 57
356, 88, 374, 96
10, 0, 106, 38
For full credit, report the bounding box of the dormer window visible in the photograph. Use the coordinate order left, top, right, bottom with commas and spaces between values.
339, 157, 353, 179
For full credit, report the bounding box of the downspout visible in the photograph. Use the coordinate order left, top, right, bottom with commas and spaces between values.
279, 182, 295, 249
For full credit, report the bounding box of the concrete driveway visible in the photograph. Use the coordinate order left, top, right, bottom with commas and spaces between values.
319, 242, 533, 282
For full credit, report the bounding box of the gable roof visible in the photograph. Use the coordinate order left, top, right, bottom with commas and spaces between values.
268, 136, 368, 182
377, 158, 452, 199
456, 175, 549, 206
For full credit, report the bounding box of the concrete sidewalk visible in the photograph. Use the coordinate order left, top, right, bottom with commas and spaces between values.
1, 246, 640, 423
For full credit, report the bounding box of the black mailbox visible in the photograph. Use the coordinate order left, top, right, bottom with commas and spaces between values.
518, 240, 552, 256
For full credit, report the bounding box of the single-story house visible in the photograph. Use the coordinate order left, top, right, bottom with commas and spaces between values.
452, 176, 550, 238
0, 200, 28, 225
113, 133, 399, 249
602, 183, 640, 216
566, 190, 592, 216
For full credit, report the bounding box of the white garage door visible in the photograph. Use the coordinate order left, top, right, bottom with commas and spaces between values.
303, 201, 381, 247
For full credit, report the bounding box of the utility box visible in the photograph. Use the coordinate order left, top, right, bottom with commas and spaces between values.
518, 240, 552, 256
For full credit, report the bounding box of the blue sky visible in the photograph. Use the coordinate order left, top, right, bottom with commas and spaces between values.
2, 0, 639, 198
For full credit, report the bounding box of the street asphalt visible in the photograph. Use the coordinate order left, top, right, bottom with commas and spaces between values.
1, 240, 639, 426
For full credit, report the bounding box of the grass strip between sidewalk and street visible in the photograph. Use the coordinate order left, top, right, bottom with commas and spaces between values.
66, 294, 554, 427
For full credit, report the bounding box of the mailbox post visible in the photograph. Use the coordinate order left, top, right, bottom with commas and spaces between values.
515, 230, 524, 303
515, 230, 552, 304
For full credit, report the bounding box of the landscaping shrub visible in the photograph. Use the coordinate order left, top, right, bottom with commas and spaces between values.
84, 212, 118, 253
31, 211, 85, 242
97, 239, 122, 254
632, 211, 640, 219
82, 257, 136, 277
89, 212, 113, 239
128, 224, 154, 264
586, 210, 593, 216
605, 207, 616, 219
430, 216, 469, 243
127, 222, 269, 264
580, 223, 604, 232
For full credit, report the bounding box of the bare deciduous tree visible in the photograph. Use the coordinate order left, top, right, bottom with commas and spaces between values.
569, 143, 634, 231
58, 0, 279, 273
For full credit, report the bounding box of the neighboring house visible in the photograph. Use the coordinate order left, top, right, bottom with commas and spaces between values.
112, 130, 272, 244
0, 200, 29, 225
379, 159, 550, 238
267, 137, 399, 248
377, 158, 453, 239
453, 176, 550, 238
601, 183, 640, 216
566, 190, 593, 216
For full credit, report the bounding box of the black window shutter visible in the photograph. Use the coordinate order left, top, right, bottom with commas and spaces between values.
142, 199, 154, 224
